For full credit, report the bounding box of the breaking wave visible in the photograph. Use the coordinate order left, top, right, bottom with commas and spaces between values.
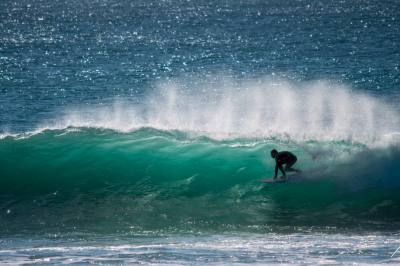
1, 78, 400, 233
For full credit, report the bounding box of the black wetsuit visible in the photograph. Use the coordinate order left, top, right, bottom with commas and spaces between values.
274, 151, 297, 177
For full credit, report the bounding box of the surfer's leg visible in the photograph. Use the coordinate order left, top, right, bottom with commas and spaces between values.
285, 157, 299, 172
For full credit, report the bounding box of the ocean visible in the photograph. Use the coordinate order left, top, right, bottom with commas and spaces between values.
1, 0, 400, 264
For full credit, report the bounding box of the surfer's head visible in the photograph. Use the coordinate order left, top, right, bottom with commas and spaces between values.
270, 149, 278, 158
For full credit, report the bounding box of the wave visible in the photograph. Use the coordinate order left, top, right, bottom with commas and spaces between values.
1, 127, 400, 233
1, 77, 400, 233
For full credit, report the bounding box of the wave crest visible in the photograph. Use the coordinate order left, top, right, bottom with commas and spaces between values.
44, 77, 400, 145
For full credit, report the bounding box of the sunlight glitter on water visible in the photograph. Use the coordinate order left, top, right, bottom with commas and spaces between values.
1, 233, 400, 265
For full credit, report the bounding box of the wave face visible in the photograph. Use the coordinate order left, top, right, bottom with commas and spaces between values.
1, 127, 400, 233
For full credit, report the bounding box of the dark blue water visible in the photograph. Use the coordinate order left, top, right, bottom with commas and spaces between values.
1, 0, 399, 133
1, 0, 400, 264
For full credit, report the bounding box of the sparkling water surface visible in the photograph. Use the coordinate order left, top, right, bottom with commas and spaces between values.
1, 233, 400, 265
1, 0, 399, 133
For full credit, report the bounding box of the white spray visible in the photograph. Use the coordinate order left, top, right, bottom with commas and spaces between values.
55, 77, 399, 145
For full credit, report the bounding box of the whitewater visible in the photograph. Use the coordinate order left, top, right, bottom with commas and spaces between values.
41, 77, 400, 144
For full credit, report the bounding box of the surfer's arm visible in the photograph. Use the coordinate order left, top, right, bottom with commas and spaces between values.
274, 163, 286, 178
278, 164, 286, 176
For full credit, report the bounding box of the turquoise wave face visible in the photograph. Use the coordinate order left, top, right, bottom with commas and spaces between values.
0, 128, 400, 233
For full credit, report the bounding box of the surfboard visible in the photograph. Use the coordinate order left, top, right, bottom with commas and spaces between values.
260, 178, 287, 183
260, 171, 305, 183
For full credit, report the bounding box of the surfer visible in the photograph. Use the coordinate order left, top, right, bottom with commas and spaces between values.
270, 149, 299, 180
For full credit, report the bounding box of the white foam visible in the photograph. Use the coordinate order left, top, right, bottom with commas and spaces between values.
44, 77, 399, 145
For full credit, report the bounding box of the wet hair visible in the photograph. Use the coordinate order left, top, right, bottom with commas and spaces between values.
270, 149, 278, 158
